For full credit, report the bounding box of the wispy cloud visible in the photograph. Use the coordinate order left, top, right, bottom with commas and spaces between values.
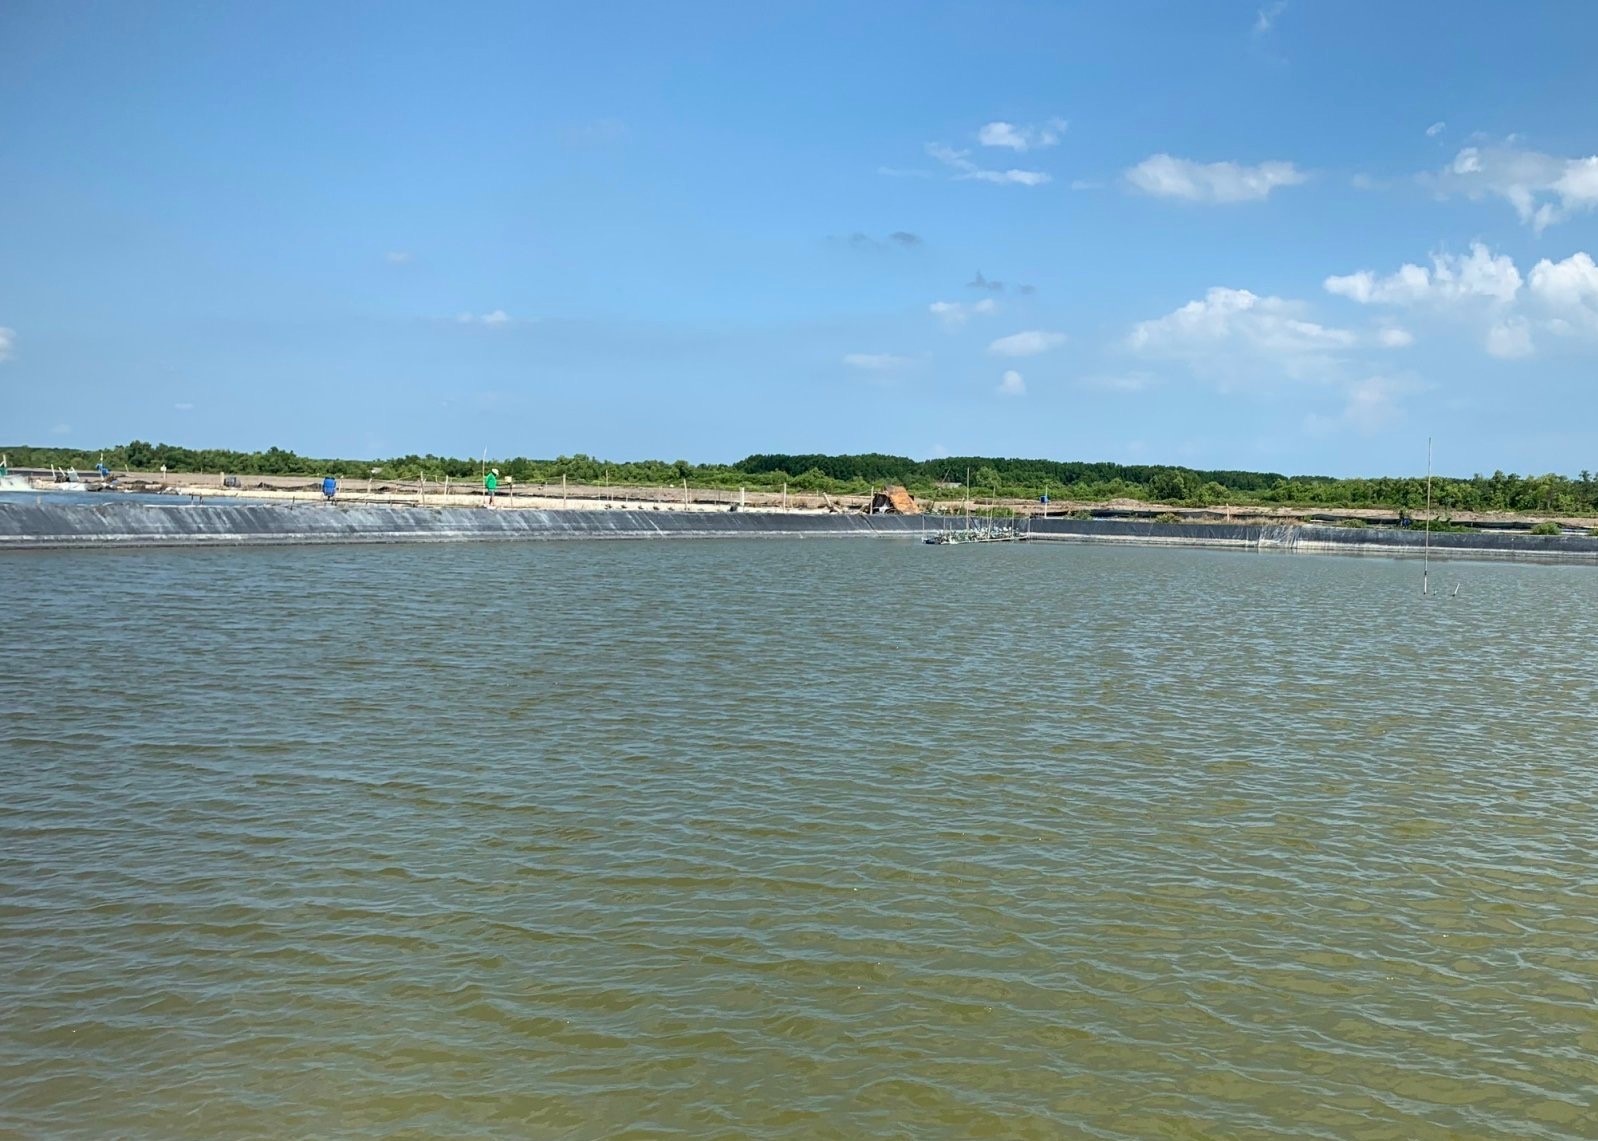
929, 298, 998, 327
926, 143, 1050, 186
385, 251, 412, 265
996, 369, 1026, 396
1428, 142, 1598, 231
1377, 326, 1415, 348
174, 401, 194, 411
0, 326, 13, 362
988, 329, 1068, 357
977, 118, 1068, 152
50, 423, 70, 436
1486, 318, 1534, 359
877, 165, 934, 179
1426, 121, 1446, 138
1126, 154, 1306, 203
1253, 1, 1287, 36
457, 309, 511, 326
842, 352, 915, 372
967, 270, 1004, 292
1080, 371, 1158, 392
1304, 375, 1424, 436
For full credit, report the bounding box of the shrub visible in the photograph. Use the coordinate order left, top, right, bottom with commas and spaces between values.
1530, 521, 1562, 535
1153, 512, 1181, 523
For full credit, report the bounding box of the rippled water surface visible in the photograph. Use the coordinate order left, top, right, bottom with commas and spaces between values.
5, 539, 1598, 1138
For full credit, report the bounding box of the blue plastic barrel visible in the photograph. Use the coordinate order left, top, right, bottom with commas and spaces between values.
323, 477, 337, 499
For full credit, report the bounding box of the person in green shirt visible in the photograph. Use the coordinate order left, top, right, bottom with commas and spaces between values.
484, 468, 498, 506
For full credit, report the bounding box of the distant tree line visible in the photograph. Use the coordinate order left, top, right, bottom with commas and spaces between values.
6, 441, 1597, 514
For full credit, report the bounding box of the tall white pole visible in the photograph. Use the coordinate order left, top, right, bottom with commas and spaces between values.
1423, 437, 1432, 597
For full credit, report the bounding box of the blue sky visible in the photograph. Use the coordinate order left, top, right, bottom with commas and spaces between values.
4, 1, 1598, 477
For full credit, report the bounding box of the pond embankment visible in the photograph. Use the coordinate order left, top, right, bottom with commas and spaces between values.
1027, 518, 1598, 563
3, 500, 1597, 563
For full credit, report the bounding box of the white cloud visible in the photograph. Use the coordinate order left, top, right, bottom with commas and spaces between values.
1324, 266, 1424, 305
1486, 317, 1534, 358
1125, 154, 1306, 203
1326, 244, 1532, 357
1528, 251, 1598, 331
1130, 286, 1419, 410
1129, 287, 1355, 369
1327, 242, 1598, 357
1128, 287, 1359, 395
174, 402, 194, 411
878, 165, 933, 179
996, 369, 1026, 396
1324, 243, 1521, 306
926, 143, 1050, 186
0, 326, 13, 363
385, 251, 412, 265
457, 309, 510, 325
988, 329, 1068, 357
1431, 143, 1598, 231
975, 169, 1050, 187
1069, 179, 1103, 191
50, 423, 70, 435
842, 352, 914, 371
1377, 326, 1415, 348
977, 118, 1067, 152
1426, 121, 1446, 138
929, 298, 998, 327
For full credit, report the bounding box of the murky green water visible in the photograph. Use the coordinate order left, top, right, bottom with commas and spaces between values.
4, 540, 1597, 1138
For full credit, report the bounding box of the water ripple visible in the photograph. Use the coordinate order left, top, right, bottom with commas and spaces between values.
4, 541, 1598, 1137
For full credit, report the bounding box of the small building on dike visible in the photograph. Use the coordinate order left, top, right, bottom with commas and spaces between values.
870, 485, 921, 514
